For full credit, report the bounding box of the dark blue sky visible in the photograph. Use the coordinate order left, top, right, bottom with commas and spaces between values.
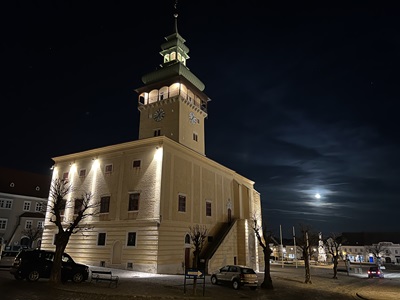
1, 1, 399, 237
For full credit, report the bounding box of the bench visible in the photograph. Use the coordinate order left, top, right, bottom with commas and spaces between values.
90, 270, 119, 288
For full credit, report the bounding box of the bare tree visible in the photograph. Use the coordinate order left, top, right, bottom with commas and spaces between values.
47, 178, 100, 285
189, 224, 208, 268
252, 219, 273, 289
366, 243, 389, 266
325, 233, 345, 279
20, 227, 43, 249
188, 224, 208, 295
296, 224, 318, 284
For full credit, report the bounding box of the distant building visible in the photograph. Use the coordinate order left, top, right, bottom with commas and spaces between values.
342, 232, 400, 264
40, 11, 264, 274
0, 167, 50, 252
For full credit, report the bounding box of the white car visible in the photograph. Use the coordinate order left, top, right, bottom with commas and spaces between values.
0, 251, 19, 268
210, 265, 258, 290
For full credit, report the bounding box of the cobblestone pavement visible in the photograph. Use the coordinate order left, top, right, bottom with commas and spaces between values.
1, 264, 400, 299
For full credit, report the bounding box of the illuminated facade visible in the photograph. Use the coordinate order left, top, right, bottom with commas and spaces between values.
41, 13, 263, 274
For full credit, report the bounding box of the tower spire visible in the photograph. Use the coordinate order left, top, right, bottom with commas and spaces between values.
174, 0, 179, 34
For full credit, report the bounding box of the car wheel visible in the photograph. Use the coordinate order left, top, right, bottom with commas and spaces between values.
232, 280, 240, 290
211, 275, 218, 285
72, 272, 84, 283
27, 270, 40, 282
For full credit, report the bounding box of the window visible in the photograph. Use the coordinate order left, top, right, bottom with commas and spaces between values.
37, 221, 44, 229
193, 133, 198, 142
35, 202, 43, 212
128, 193, 140, 211
0, 218, 7, 229
79, 169, 86, 178
395, 250, 398, 254
25, 220, 32, 229
100, 196, 110, 213
23, 201, 31, 211
105, 164, 113, 174
0, 199, 13, 209
74, 198, 84, 215
206, 201, 212, 217
133, 160, 141, 168
154, 129, 161, 137
59, 199, 67, 216
178, 195, 186, 212
63, 172, 69, 180
127, 232, 137, 246
97, 233, 106, 246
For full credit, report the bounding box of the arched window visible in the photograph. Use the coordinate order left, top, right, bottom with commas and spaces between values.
185, 234, 190, 244
20, 237, 31, 248
159, 86, 168, 100
149, 90, 158, 104
169, 83, 180, 97
170, 52, 176, 61
164, 54, 170, 63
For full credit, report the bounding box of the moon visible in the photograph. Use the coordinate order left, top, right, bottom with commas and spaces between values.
315, 193, 321, 199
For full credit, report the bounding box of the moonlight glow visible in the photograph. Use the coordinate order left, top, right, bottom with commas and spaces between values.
315, 193, 321, 199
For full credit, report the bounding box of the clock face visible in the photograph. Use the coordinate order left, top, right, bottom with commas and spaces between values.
153, 108, 165, 122
189, 112, 197, 124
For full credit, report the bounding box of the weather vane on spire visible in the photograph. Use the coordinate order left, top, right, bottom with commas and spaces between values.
173, 0, 179, 33
174, 0, 178, 17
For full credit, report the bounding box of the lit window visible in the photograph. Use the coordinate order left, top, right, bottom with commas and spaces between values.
178, 195, 186, 212
170, 52, 176, 60
164, 54, 170, 63
79, 169, 86, 178
127, 232, 136, 246
105, 164, 113, 174
128, 193, 140, 211
100, 196, 110, 213
97, 233, 106, 246
206, 201, 212, 217
23, 201, 31, 211
133, 160, 141, 168
0, 218, 7, 229
25, 220, 32, 229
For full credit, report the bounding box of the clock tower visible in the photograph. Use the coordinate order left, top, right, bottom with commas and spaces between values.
135, 12, 210, 156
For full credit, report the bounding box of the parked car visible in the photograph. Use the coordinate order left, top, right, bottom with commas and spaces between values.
10, 249, 89, 283
367, 266, 384, 278
0, 251, 19, 268
210, 265, 258, 290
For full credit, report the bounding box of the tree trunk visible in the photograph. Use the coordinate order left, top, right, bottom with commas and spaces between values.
332, 257, 338, 279
261, 247, 273, 289
49, 232, 70, 285
304, 249, 312, 284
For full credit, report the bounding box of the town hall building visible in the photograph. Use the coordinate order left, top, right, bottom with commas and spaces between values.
41, 12, 264, 275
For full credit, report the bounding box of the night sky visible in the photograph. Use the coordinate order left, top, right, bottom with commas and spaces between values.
1, 1, 399, 237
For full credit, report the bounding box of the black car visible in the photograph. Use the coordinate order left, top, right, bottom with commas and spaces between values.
367, 266, 384, 278
10, 249, 89, 283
